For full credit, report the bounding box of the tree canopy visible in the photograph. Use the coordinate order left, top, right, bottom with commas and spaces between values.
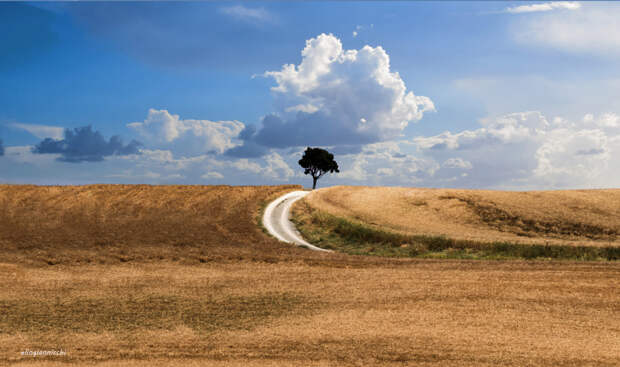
298, 147, 339, 189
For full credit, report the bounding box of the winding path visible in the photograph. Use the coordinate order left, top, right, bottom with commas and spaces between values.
262, 190, 331, 252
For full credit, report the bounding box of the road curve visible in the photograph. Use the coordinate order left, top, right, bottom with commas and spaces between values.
262, 190, 332, 252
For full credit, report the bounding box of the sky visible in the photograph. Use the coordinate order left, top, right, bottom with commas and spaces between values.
1, 1, 620, 189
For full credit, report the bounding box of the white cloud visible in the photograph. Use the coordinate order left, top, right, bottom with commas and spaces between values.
352, 31, 358, 37
328, 141, 439, 185
535, 127, 610, 181
128, 109, 245, 155
263, 152, 295, 180
415, 112, 549, 151
201, 171, 224, 180
584, 112, 619, 128
11, 123, 64, 140
443, 158, 473, 169
220, 5, 274, 24
3, 145, 58, 165
7, 110, 620, 189
230, 153, 294, 180
414, 111, 620, 189
232, 158, 262, 174
506, 1, 581, 14
339, 156, 368, 181
376, 167, 393, 176
284, 103, 320, 113
265, 34, 434, 138
511, 4, 620, 56
126, 148, 214, 171
0, 142, 303, 186
234, 33, 434, 154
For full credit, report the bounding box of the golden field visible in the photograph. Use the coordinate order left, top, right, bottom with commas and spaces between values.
0, 184, 306, 266
1, 185, 619, 366
303, 186, 620, 247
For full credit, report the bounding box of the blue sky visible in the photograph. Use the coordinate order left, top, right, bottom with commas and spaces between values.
2, 1, 620, 189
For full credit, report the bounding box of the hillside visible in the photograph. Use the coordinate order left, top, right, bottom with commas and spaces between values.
0, 184, 307, 265
302, 186, 620, 247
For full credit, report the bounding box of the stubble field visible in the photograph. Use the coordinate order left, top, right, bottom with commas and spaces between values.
1, 184, 619, 366
302, 186, 620, 247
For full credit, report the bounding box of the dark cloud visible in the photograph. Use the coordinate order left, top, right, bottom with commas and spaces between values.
225, 112, 376, 158
32, 126, 141, 163
223, 125, 268, 158
224, 141, 268, 158
255, 113, 375, 148
0, 140, 4, 156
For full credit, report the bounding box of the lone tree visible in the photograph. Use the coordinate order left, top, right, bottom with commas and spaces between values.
298, 147, 339, 190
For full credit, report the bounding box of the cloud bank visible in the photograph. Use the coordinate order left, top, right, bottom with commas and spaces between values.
230, 33, 434, 157
413, 111, 620, 188
310, 110, 620, 190
32, 126, 142, 162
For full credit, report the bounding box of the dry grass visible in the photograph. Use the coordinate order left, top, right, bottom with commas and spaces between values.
2, 184, 619, 366
3, 262, 619, 366
0, 184, 309, 266
304, 186, 620, 247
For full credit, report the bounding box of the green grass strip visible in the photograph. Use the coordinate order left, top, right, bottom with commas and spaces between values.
292, 204, 620, 261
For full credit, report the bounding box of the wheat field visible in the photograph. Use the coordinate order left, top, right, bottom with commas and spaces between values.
1, 185, 619, 366
304, 186, 620, 247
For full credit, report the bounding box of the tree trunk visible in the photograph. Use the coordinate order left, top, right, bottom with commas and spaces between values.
312, 176, 318, 190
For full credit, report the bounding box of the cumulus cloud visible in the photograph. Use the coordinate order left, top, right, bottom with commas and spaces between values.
224, 153, 294, 180
230, 33, 434, 157
232, 158, 262, 174
505, 1, 581, 14
414, 111, 620, 188
327, 141, 439, 185
443, 158, 472, 169
317, 110, 620, 189
11, 123, 64, 140
220, 5, 274, 24
415, 112, 549, 151
263, 152, 296, 180
32, 126, 142, 163
128, 109, 245, 156
339, 155, 369, 181
511, 4, 620, 56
